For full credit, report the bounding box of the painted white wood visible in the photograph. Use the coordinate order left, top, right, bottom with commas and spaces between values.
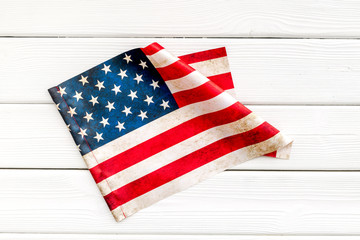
1, 38, 360, 104
0, 170, 360, 234
1, 0, 360, 38
1, 104, 359, 170
0, 234, 358, 240
2, 1, 360, 236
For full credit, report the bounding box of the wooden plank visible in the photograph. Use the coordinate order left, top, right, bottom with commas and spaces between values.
0, 170, 360, 234
1, 0, 360, 38
1, 104, 359, 170
1, 38, 360, 104
0, 234, 359, 240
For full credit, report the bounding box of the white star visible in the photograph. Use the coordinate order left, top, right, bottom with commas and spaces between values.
139, 60, 148, 69
105, 101, 115, 112
67, 124, 71, 132
118, 69, 128, 79
73, 91, 83, 102
78, 128, 88, 139
67, 106, 77, 117
57, 86, 67, 97
128, 90, 138, 100
101, 64, 112, 74
83, 112, 93, 122
93, 132, 104, 142
95, 80, 105, 91
133, 74, 144, 84
122, 106, 132, 116
56, 103, 60, 110
123, 53, 132, 63
100, 117, 109, 128
115, 121, 126, 132
79, 75, 89, 86
144, 95, 154, 105
89, 95, 99, 106
77, 144, 81, 152
138, 110, 148, 121
160, 99, 170, 110
111, 84, 121, 95
150, 80, 160, 90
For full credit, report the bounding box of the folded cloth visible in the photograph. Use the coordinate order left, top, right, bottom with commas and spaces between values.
48, 42, 293, 222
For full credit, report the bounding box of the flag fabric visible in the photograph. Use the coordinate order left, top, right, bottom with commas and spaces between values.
48, 42, 293, 222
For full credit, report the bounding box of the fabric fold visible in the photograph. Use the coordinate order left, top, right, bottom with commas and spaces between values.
48, 42, 293, 222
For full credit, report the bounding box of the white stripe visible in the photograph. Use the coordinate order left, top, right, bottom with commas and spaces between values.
111, 132, 293, 221
167, 73, 236, 97
98, 113, 263, 195
165, 71, 209, 93
225, 88, 237, 99
146, 49, 179, 68
83, 92, 238, 168
276, 142, 293, 160
189, 57, 230, 77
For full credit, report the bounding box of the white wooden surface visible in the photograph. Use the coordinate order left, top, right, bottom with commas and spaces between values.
2, 0, 360, 38
1, 0, 360, 239
2, 38, 360, 104
1, 170, 360, 234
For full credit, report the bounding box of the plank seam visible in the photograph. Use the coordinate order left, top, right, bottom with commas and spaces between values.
2, 36, 360, 40
1, 232, 360, 236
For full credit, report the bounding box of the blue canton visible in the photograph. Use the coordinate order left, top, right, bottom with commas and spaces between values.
49, 48, 179, 155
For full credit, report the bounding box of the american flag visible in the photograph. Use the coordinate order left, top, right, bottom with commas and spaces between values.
48, 42, 293, 222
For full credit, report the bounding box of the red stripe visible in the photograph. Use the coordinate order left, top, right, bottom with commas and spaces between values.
105, 121, 279, 210
179, 47, 227, 65
207, 72, 234, 91
142, 42, 164, 55
265, 151, 277, 158
90, 102, 252, 183
172, 81, 224, 108
156, 60, 195, 81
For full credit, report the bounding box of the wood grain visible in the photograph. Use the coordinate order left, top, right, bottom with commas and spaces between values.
1, 170, 360, 234
1, 104, 359, 170
1, 0, 360, 38
1, 38, 360, 104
